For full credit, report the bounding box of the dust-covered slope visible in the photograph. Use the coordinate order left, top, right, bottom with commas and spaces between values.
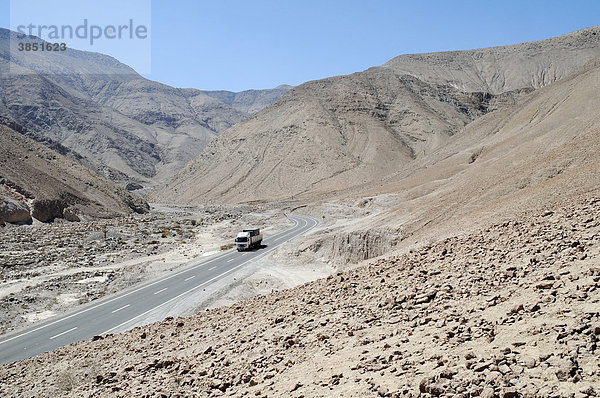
360, 54, 600, 244
384, 25, 600, 94
0, 70, 163, 181
202, 85, 293, 114
0, 123, 148, 222
300, 54, 600, 269
0, 29, 287, 185
152, 26, 600, 204
152, 69, 518, 204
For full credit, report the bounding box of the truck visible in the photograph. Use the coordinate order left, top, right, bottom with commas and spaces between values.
235, 228, 263, 251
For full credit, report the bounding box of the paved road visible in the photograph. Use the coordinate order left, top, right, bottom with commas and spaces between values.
0, 214, 317, 365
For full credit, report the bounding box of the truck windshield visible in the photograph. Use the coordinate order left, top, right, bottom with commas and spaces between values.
236, 237, 248, 242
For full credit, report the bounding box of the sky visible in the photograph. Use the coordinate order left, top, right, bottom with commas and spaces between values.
1, 0, 599, 91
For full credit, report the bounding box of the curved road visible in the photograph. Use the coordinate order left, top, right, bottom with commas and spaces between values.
0, 214, 317, 364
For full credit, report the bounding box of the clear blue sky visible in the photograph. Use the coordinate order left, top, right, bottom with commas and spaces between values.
1, 0, 599, 91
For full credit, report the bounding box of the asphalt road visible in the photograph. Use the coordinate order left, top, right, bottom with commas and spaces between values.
0, 214, 317, 365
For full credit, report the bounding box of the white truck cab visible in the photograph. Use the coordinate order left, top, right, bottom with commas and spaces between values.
235, 228, 263, 251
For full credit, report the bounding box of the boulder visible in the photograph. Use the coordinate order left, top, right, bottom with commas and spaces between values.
63, 207, 81, 222
32, 198, 66, 223
0, 196, 32, 225
125, 182, 144, 191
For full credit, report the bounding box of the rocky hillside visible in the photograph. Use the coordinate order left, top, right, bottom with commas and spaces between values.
2, 188, 598, 397
151, 26, 600, 204
384, 26, 600, 94
3, 26, 600, 398
290, 51, 600, 275
0, 28, 288, 186
203, 85, 293, 114
0, 122, 148, 223
359, 53, 600, 245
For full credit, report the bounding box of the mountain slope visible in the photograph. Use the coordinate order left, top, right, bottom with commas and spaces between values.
152, 26, 600, 204
384, 26, 600, 94
0, 29, 288, 185
301, 53, 598, 266
152, 69, 509, 204
375, 54, 600, 238
0, 71, 163, 180
203, 85, 293, 114
0, 122, 148, 222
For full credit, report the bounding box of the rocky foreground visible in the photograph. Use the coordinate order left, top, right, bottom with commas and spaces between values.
2, 192, 599, 397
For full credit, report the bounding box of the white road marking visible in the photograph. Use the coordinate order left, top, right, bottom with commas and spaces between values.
184, 275, 196, 281
49, 327, 77, 340
153, 288, 167, 295
111, 304, 130, 313
227, 258, 235, 262
209, 266, 217, 270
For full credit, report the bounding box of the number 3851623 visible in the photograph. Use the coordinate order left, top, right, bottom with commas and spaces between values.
17, 42, 66, 51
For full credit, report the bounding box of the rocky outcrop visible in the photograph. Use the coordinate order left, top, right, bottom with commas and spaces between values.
0, 196, 32, 225
0, 124, 149, 223
125, 182, 144, 192
123, 196, 150, 215
31, 199, 86, 223
311, 227, 401, 264
31, 199, 67, 223
62, 207, 80, 222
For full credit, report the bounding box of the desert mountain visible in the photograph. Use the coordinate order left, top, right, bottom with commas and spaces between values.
392, 53, 600, 230
0, 119, 148, 224
151, 26, 600, 204
312, 52, 600, 266
202, 85, 293, 114
383, 27, 600, 94
0, 28, 288, 186
3, 55, 600, 395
